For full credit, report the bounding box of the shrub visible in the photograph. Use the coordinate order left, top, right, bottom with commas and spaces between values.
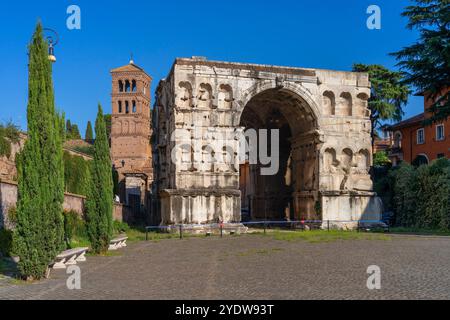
0, 122, 20, 158
373, 151, 391, 167
64, 151, 91, 196
0, 229, 13, 257
113, 220, 130, 234
377, 159, 450, 230
63, 211, 87, 247
7, 206, 17, 226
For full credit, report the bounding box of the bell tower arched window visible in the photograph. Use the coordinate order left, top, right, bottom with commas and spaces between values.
125, 101, 130, 114
118, 80, 124, 92
132, 101, 137, 113
132, 80, 137, 92
125, 80, 131, 92
118, 101, 122, 113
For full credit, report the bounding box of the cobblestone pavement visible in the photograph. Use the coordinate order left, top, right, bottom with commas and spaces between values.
1, 234, 450, 300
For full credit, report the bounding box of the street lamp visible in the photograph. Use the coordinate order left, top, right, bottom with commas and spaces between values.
43, 28, 59, 63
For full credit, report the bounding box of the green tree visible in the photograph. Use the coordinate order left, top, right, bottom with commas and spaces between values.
392, 163, 418, 227
85, 121, 93, 142
352, 64, 410, 147
0, 121, 20, 158
104, 114, 112, 145
66, 119, 72, 136
13, 23, 65, 280
70, 124, 81, 140
373, 151, 391, 167
65, 119, 81, 140
85, 104, 113, 254
391, 0, 450, 123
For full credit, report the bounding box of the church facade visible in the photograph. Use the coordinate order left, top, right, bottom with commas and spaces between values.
111, 57, 383, 228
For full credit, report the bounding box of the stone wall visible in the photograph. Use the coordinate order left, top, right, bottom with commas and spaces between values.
1, 180, 130, 229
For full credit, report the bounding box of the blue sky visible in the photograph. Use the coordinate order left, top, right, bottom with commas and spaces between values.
0, 0, 423, 134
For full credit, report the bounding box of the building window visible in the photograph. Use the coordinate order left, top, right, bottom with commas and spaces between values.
132, 80, 137, 92
417, 128, 425, 144
413, 154, 429, 166
437, 153, 445, 159
118, 101, 122, 113
132, 101, 137, 113
393, 131, 402, 148
125, 80, 131, 92
118, 80, 124, 92
125, 101, 129, 114
436, 124, 445, 141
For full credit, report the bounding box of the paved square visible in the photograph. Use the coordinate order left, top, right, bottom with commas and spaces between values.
1, 234, 450, 300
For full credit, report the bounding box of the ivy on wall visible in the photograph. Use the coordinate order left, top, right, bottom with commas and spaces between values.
63, 151, 91, 196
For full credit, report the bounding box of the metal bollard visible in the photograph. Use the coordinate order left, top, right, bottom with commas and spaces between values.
179, 225, 183, 239
327, 220, 330, 231
220, 223, 223, 238
264, 222, 267, 234
145, 227, 148, 241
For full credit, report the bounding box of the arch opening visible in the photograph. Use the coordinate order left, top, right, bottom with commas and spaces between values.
239, 88, 320, 222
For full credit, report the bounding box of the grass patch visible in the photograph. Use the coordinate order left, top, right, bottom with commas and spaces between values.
266, 230, 391, 243
387, 227, 450, 236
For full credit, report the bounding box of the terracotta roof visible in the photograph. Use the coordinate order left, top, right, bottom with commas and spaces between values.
374, 137, 390, 152
111, 62, 151, 78
389, 113, 425, 130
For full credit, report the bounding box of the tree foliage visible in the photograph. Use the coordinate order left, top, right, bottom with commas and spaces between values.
103, 114, 112, 146
13, 23, 65, 280
0, 122, 20, 158
373, 151, 391, 167
85, 104, 113, 254
352, 64, 410, 145
65, 119, 81, 140
379, 159, 450, 229
391, 0, 450, 123
85, 121, 93, 142
63, 151, 91, 196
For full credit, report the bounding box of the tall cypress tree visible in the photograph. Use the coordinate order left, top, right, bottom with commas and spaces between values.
13, 23, 65, 280
86, 104, 113, 254
85, 121, 93, 142
66, 119, 72, 138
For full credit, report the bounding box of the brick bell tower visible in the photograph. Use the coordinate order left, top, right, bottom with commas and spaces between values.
110, 58, 153, 218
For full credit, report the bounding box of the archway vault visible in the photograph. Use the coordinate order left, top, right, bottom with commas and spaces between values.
239, 87, 322, 221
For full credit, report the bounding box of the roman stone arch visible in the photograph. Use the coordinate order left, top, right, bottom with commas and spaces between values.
153, 57, 381, 228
